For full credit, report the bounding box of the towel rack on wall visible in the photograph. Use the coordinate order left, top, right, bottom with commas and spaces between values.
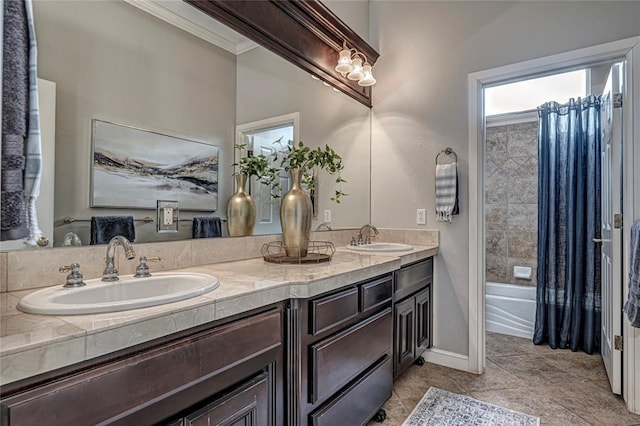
55, 216, 226, 227
435, 147, 458, 165
56, 216, 155, 227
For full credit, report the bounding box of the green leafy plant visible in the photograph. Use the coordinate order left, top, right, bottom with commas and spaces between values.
231, 143, 281, 189
275, 141, 347, 203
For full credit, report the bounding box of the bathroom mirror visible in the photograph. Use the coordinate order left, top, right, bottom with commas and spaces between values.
4, 0, 371, 250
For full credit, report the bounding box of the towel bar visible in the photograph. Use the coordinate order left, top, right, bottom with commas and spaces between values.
56, 216, 226, 227
435, 147, 458, 165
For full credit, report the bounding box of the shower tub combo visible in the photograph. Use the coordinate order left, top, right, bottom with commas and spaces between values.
485, 282, 536, 339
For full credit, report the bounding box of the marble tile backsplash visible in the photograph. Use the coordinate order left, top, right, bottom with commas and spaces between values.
485, 121, 538, 287
1, 229, 438, 292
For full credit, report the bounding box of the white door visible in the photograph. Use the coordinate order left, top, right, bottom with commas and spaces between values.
251, 133, 290, 236
600, 62, 624, 395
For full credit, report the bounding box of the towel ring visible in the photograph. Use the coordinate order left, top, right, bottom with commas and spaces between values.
435, 147, 457, 165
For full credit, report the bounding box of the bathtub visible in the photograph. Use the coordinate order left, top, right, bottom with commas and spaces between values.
485, 282, 536, 339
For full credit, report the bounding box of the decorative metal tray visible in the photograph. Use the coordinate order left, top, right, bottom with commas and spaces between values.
262, 241, 336, 264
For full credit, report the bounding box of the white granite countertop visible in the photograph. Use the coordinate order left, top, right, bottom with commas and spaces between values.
0, 245, 438, 385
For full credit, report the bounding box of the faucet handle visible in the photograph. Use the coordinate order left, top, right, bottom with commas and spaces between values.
59, 263, 86, 288
134, 256, 161, 278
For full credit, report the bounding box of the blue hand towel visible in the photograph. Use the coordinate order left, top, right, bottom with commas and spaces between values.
192, 217, 222, 239
90, 216, 136, 245
623, 221, 640, 327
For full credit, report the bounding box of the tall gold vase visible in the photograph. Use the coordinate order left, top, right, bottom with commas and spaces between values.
280, 168, 312, 257
226, 174, 256, 237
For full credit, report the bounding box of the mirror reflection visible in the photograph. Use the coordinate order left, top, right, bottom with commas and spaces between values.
0, 0, 371, 251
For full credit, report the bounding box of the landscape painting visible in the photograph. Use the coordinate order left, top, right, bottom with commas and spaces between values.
91, 120, 218, 211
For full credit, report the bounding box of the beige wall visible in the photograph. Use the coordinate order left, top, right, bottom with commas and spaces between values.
34, 1, 236, 245
236, 47, 371, 230
370, 1, 640, 355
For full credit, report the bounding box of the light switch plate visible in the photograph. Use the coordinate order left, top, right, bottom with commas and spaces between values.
324, 209, 332, 223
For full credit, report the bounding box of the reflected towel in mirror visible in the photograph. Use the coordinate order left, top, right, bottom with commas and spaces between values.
192, 217, 222, 239
90, 216, 136, 245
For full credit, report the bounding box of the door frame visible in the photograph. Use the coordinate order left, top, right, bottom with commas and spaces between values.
467, 36, 640, 413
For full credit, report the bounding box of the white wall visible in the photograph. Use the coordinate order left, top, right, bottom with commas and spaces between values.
370, 1, 640, 356
323, 0, 370, 43
34, 1, 236, 245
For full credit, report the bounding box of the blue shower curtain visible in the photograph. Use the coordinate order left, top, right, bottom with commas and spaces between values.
533, 95, 601, 354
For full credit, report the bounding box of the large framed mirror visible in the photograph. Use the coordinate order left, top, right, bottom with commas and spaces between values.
0, 0, 373, 251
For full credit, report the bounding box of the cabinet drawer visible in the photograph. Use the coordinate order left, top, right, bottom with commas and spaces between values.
310, 287, 359, 335
394, 258, 433, 301
359, 276, 393, 314
309, 356, 392, 426
1, 310, 282, 425
309, 308, 392, 404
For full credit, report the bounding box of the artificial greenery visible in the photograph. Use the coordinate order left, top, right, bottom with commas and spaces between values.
275, 141, 347, 203
231, 143, 281, 189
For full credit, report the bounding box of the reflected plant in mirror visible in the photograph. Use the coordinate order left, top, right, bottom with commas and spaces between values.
227, 142, 281, 237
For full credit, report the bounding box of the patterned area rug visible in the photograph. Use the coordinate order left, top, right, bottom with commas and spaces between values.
403, 387, 540, 426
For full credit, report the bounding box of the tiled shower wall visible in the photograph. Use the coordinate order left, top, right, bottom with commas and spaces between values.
485, 120, 538, 287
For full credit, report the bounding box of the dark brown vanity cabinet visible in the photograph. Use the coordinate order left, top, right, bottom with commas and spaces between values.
289, 274, 394, 425
393, 258, 433, 378
0, 305, 285, 426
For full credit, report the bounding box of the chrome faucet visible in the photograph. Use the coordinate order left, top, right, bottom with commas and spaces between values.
102, 236, 136, 282
62, 232, 82, 246
357, 224, 379, 245
315, 222, 332, 231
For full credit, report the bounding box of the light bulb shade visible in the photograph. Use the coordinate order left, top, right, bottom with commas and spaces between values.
347, 57, 364, 81
358, 64, 376, 87
335, 49, 354, 75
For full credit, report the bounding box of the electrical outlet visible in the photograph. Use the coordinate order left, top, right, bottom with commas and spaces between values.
324, 209, 332, 223
416, 209, 426, 225
163, 207, 174, 225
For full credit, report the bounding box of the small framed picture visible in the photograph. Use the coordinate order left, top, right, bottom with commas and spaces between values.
157, 200, 179, 233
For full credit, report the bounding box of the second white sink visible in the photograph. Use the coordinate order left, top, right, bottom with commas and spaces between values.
18, 272, 219, 315
346, 242, 414, 253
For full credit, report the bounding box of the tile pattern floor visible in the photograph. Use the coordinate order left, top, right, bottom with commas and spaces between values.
369, 332, 640, 425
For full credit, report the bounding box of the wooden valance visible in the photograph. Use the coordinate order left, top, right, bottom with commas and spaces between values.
185, 0, 380, 107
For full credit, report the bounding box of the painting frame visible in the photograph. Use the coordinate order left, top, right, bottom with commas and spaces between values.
90, 119, 219, 211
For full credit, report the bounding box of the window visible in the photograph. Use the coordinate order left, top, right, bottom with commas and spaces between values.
485, 69, 587, 116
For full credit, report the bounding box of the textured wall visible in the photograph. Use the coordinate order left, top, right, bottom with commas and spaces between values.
370, 1, 640, 356
485, 121, 538, 287
34, 1, 236, 245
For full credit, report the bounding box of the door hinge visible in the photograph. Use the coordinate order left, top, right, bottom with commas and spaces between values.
614, 214, 623, 229
613, 93, 623, 108
615, 335, 624, 351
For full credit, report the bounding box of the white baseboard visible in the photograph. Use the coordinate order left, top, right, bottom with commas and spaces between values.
422, 348, 470, 372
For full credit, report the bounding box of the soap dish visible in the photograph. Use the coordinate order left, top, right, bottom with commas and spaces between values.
262, 241, 335, 264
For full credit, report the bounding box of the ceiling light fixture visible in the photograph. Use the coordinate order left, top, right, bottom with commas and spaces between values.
335, 43, 376, 87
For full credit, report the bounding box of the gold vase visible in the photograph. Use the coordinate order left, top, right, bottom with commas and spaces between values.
280, 168, 312, 257
226, 174, 256, 237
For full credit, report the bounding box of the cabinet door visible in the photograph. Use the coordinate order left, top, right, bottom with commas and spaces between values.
184, 372, 269, 426
394, 297, 415, 377
415, 286, 431, 354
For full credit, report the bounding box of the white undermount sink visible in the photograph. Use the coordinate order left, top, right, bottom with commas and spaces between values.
346, 242, 414, 253
17, 272, 219, 315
